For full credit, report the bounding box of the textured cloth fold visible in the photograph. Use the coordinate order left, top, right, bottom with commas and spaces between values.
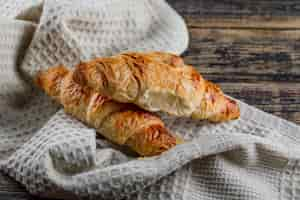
0, 1, 300, 200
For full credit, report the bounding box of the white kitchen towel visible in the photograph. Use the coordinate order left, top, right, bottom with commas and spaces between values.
0, 1, 300, 200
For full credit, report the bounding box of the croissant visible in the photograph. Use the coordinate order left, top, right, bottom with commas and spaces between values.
35, 66, 178, 156
73, 52, 240, 122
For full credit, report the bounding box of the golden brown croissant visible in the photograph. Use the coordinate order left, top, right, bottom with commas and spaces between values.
73, 52, 240, 122
35, 66, 177, 156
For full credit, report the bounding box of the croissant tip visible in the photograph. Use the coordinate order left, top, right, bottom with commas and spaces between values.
35, 66, 69, 97
226, 98, 240, 120
139, 124, 177, 156
35, 71, 44, 88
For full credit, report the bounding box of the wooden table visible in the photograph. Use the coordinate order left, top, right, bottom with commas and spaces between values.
1, 0, 300, 199
168, 0, 300, 125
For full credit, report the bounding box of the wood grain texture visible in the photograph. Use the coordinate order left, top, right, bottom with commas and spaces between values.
185, 16, 300, 29
0, 173, 55, 200
165, 0, 300, 124
220, 82, 300, 124
0, 173, 25, 192
167, 0, 300, 29
166, 0, 300, 17
185, 28, 300, 82
1, 0, 300, 200
0, 173, 38, 200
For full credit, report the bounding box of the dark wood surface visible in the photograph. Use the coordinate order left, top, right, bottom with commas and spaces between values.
168, 0, 300, 124
1, 0, 300, 199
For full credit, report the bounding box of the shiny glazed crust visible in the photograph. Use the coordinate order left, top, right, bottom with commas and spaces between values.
73, 52, 240, 122
35, 66, 177, 156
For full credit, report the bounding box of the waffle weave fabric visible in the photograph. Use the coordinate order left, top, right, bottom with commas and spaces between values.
0, 1, 300, 200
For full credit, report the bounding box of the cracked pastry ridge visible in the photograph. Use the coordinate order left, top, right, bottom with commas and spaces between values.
35, 66, 177, 156
73, 52, 240, 122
